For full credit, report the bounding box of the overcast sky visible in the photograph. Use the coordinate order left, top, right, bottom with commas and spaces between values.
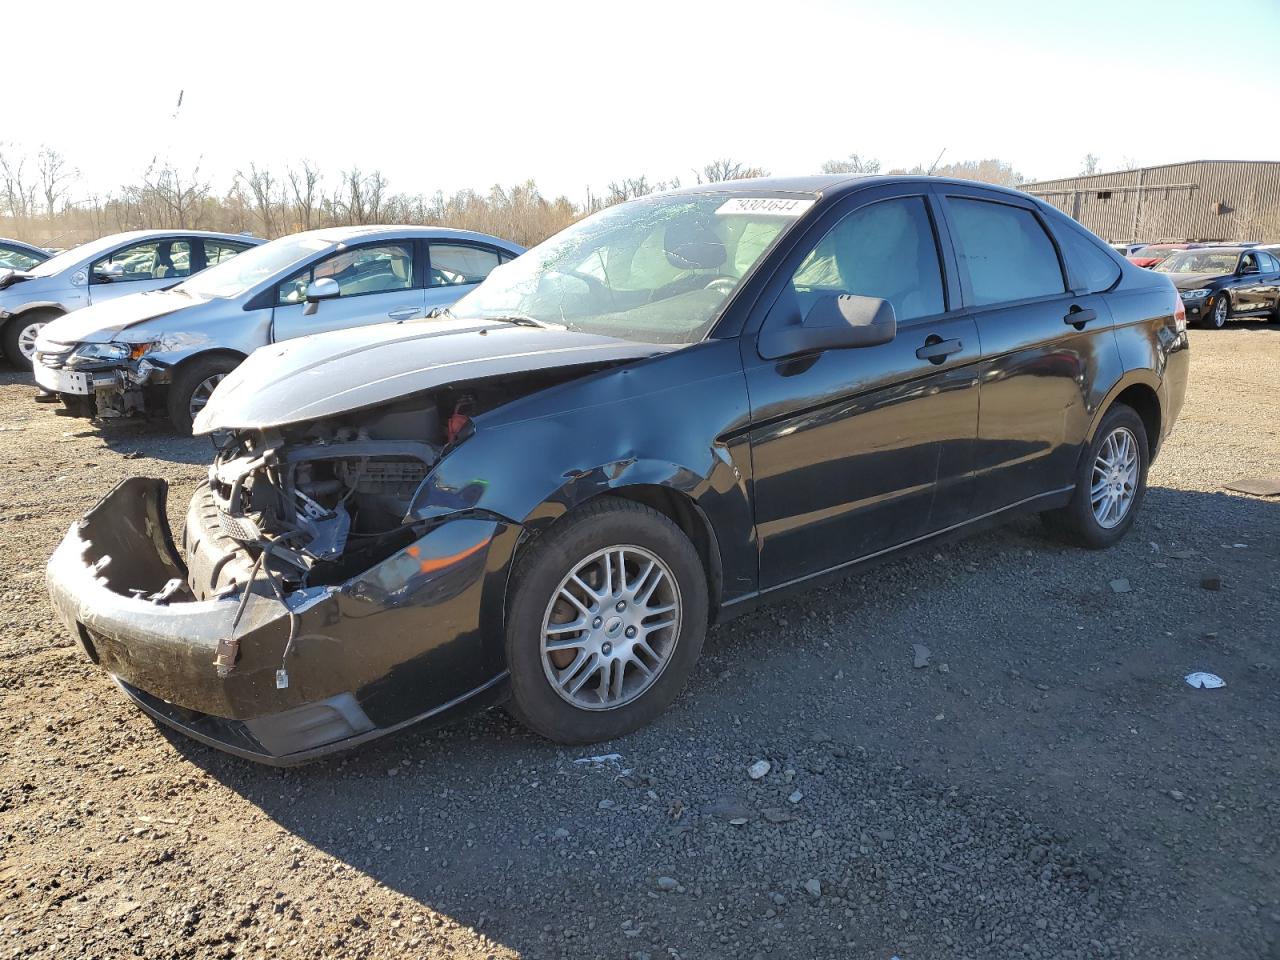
7, 0, 1277, 202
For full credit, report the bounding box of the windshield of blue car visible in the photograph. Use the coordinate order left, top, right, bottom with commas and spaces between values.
177, 235, 332, 299
449, 193, 813, 344
1154, 251, 1239, 275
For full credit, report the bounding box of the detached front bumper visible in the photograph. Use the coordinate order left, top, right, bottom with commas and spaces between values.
47, 478, 517, 764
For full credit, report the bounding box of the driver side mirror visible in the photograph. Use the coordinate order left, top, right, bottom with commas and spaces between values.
303, 277, 340, 315
94, 263, 125, 282
759, 293, 897, 360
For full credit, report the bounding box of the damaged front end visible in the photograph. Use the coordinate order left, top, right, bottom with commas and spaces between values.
46, 390, 528, 763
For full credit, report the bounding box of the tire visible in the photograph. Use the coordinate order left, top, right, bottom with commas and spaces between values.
1042, 403, 1149, 549
1209, 293, 1230, 330
504, 498, 708, 744
2, 309, 59, 372
167, 355, 240, 433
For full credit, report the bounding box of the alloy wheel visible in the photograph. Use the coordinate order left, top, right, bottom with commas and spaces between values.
1213, 296, 1229, 328
540, 544, 682, 710
1090, 426, 1139, 529
188, 373, 226, 421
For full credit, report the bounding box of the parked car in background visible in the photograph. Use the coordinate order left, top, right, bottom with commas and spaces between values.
1110, 242, 1149, 257
1128, 242, 1189, 268
33, 226, 524, 430
0, 238, 51, 272
1154, 246, 1280, 328
44, 175, 1189, 763
0, 230, 261, 370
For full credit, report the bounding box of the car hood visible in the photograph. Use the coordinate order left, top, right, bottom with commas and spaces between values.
0, 268, 34, 291
1167, 273, 1225, 290
194, 318, 677, 434
37, 290, 199, 345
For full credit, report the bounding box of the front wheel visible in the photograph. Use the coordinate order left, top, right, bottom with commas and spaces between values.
167, 355, 240, 433
1042, 403, 1149, 549
1210, 293, 1230, 329
504, 499, 708, 744
3, 310, 59, 371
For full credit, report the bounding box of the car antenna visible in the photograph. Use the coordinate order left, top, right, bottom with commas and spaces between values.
927, 147, 946, 176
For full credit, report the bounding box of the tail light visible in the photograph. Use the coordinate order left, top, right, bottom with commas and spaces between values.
1173, 296, 1187, 334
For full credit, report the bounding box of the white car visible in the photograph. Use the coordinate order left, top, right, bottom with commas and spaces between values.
0, 229, 260, 369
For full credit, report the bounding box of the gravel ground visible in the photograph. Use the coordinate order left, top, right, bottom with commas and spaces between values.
1, 326, 1277, 960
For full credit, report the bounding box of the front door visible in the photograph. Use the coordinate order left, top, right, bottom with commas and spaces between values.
87, 236, 194, 305
745, 189, 981, 589
937, 188, 1122, 514
271, 241, 425, 342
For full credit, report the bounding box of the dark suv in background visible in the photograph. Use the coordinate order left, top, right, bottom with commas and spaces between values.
47, 175, 1190, 762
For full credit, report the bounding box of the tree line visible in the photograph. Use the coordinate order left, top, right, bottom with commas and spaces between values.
0, 143, 1027, 250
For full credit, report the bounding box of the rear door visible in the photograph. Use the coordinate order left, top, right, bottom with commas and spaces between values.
745, 186, 981, 588
270, 240, 425, 341
424, 242, 508, 313
937, 186, 1123, 514
86, 236, 194, 304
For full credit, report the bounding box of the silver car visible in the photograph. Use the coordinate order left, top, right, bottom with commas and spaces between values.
33, 225, 524, 430
1, 229, 260, 369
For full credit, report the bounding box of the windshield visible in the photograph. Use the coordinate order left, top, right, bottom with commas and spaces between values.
1154, 251, 1239, 275
449, 193, 812, 344
177, 234, 332, 299
27, 235, 125, 277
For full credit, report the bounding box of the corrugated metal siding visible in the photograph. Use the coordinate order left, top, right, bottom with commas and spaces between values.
1020, 161, 1280, 242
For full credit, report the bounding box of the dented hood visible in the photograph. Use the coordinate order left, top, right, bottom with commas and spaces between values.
37, 289, 198, 345
193, 317, 674, 434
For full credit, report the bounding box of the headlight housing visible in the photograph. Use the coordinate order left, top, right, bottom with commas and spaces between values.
1180, 288, 1212, 300
68, 341, 156, 364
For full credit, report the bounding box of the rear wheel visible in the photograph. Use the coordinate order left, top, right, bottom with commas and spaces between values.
2, 310, 59, 371
167, 355, 240, 433
504, 499, 708, 744
1042, 403, 1149, 549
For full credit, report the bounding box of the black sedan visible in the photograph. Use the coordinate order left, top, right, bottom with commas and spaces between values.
46, 175, 1189, 763
1154, 246, 1280, 328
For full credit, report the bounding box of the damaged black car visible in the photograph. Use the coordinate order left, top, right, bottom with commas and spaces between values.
46, 175, 1189, 763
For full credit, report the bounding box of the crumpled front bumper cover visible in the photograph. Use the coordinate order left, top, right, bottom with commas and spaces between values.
46, 477, 517, 764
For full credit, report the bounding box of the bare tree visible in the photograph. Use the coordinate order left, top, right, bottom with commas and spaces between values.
821, 153, 881, 175
694, 158, 768, 184
36, 148, 77, 219
888, 157, 1024, 187
287, 161, 322, 231
236, 163, 280, 237
0, 143, 37, 221
1080, 153, 1100, 176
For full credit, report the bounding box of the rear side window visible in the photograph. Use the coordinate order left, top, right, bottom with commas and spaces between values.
947, 198, 1066, 305
789, 196, 945, 322
204, 241, 252, 266
1053, 223, 1122, 293
429, 244, 501, 287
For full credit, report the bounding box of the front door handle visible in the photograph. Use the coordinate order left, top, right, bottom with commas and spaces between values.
916, 337, 963, 363
388, 307, 421, 321
1064, 305, 1097, 327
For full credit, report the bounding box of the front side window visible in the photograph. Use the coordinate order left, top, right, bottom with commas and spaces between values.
429, 244, 501, 287
788, 196, 945, 322
278, 243, 415, 305
450, 192, 811, 344
1239, 253, 1259, 274
92, 239, 191, 283
947, 198, 1066, 305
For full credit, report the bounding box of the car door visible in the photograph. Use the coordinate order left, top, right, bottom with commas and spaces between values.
86, 236, 194, 305
1234, 251, 1265, 312
270, 240, 426, 342
744, 187, 981, 589
1257, 251, 1280, 312
424, 242, 507, 313
937, 187, 1123, 514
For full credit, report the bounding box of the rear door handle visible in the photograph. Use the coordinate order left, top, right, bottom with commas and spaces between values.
1064, 306, 1097, 326
388, 307, 421, 321
916, 337, 963, 363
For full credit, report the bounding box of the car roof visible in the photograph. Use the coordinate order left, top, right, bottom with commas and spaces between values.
283, 224, 525, 251
658, 174, 1037, 203
0, 236, 49, 255
1186, 245, 1248, 254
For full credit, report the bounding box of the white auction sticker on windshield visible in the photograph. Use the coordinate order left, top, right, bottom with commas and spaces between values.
716, 197, 814, 217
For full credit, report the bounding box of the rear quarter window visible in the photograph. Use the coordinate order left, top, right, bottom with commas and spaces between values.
1052, 221, 1123, 293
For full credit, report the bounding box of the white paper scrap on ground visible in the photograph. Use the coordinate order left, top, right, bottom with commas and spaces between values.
574, 753, 623, 764
1185, 672, 1225, 689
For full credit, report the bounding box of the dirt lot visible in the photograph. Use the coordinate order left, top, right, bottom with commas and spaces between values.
1, 326, 1277, 960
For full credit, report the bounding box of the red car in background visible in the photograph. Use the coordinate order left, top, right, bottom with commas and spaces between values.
1128, 243, 1190, 268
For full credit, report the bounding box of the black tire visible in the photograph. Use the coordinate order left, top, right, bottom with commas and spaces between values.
2, 309, 59, 372
167, 355, 240, 433
504, 498, 708, 744
1042, 403, 1149, 549
1269, 297, 1280, 324
1209, 292, 1230, 330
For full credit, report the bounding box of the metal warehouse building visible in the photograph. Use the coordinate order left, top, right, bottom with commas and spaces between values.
1020, 160, 1280, 243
